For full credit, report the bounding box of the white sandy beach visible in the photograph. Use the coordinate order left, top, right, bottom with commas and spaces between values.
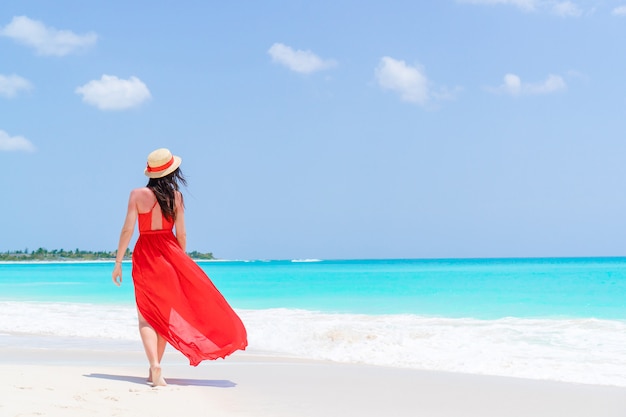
2, 336, 626, 417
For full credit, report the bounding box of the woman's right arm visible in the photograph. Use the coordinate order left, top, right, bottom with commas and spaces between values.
112, 190, 139, 286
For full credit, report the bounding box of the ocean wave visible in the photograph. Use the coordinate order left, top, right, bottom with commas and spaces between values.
290, 259, 322, 263
1, 302, 625, 387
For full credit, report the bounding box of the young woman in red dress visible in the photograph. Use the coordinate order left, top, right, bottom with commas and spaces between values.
112, 148, 247, 386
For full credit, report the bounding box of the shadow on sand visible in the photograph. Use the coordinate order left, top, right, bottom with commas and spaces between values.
84, 373, 237, 388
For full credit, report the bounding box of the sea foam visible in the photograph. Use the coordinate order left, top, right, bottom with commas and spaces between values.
1, 301, 625, 387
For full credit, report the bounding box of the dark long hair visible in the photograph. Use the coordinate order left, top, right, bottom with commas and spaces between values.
147, 168, 187, 221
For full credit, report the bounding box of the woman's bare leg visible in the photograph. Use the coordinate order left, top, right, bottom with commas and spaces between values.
137, 309, 167, 386
148, 334, 167, 383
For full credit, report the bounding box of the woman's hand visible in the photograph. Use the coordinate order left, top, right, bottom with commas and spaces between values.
112, 263, 123, 286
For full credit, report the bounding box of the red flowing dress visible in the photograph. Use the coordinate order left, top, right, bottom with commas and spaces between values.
131, 201, 247, 366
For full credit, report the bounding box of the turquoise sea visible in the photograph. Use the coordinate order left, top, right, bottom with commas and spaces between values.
1, 257, 626, 318
1, 257, 626, 387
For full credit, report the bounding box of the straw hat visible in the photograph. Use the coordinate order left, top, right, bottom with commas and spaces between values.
144, 148, 182, 178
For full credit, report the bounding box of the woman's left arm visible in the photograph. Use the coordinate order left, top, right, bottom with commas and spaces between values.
174, 191, 187, 252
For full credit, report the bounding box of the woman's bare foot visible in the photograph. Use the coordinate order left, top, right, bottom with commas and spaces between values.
150, 365, 167, 387
147, 368, 152, 383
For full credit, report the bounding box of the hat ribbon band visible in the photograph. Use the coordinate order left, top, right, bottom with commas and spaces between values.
146, 156, 174, 173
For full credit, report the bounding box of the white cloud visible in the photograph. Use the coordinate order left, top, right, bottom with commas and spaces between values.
459, 0, 585, 16
501, 74, 523, 95
530, 74, 567, 94
457, 0, 538, 12
75, 75, 151, 110
0, 130, 36, 152
0, 74, 33, 98
375, 57, 430, 105
268, 43, 336, 74
612, 5, 626, 16
553, 1, 582, 17
0, 16, 97, 56
492, 73, 567, 96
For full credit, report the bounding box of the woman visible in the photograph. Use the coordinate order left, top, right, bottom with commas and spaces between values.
111, 148, 247, 387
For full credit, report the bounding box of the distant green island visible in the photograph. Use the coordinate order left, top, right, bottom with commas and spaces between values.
0, 248, 214, 262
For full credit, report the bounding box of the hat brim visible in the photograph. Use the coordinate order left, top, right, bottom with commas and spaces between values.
144, 155, 182, 178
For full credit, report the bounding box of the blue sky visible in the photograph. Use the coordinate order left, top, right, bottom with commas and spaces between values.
2, 0, 626, 260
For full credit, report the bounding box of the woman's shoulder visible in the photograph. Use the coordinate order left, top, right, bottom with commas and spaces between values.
130, 187, 151, 196
129, 187, 156, 213
129, 187, 154, 202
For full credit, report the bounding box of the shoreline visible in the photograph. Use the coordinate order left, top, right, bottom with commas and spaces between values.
1, 341, 625, 417
3, 329, 626, 388
3, 309, 626, 388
